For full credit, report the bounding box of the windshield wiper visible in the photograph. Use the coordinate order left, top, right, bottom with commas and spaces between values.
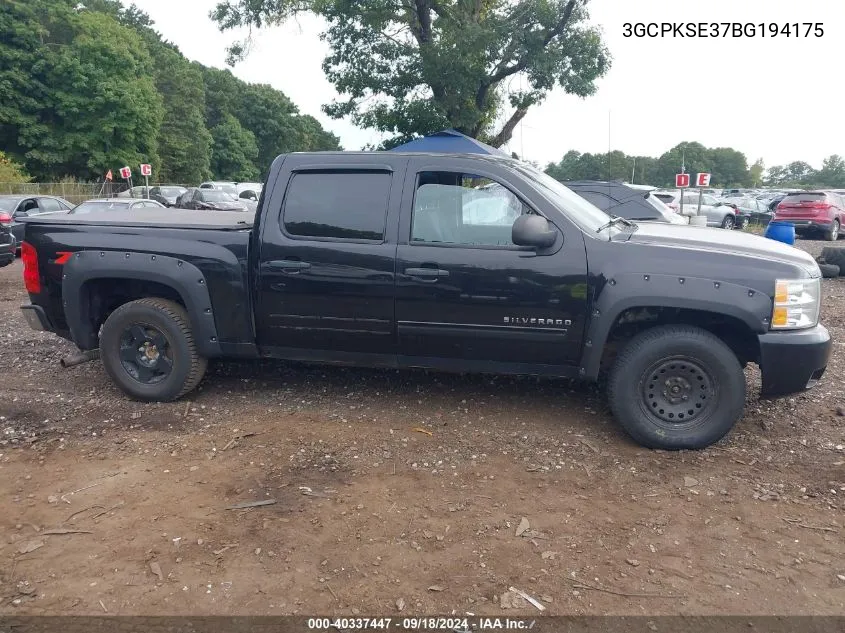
596, 214, 636, 233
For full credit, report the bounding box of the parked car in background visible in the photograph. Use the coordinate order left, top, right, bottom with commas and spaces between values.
652, 191, 737, 228
723, 196, 773, 228
565, 181, 686, 224
0, 194, 73, 245
199, 181, 239, 197
176, 188, 197, 208
0, 208, 14, 267
774, 191, 845, 240
236, 182, 263, 195
177, 188, 249, 212
69, 199, 165, 215
117, 186, 151, 199
149, 186, 188, 207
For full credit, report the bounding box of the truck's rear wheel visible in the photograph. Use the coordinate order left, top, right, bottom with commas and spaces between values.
100, 298, 207, 401
607, 325, 745, 449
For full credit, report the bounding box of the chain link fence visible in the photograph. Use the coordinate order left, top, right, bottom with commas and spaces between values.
0, 182, 188, 206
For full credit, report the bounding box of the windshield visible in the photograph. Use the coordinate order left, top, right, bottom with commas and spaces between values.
71, 201, 132, 214
0, 198, 22, 211
513, 164, 612, 232
202, 190, 236, 202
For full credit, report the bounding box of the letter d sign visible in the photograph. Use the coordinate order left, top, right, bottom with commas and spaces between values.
675, 173, 690, 188
696, 173, 711, 187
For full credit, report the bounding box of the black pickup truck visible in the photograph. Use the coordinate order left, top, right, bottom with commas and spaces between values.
19, 152, 832, 449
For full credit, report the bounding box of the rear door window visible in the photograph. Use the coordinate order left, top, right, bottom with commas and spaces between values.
282, 171, 391, 241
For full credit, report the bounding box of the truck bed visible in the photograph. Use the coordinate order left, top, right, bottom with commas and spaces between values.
20, 209, 256, 358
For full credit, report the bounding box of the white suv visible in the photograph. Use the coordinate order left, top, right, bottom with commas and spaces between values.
652, 190, 737, 229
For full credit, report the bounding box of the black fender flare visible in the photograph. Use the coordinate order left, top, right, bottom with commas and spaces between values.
61, 250, 221, 357
580, 272, 771, 379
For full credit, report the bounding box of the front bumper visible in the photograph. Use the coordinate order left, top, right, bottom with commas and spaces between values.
758, 324, 831, 396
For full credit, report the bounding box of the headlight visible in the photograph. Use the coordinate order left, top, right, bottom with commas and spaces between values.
771, 278, 820, 330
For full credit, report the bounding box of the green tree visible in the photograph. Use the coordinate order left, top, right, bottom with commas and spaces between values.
0, 1, 162, 180
212, 0, 610, 147
709, 147, 749, 187
151, 46, 213, 183
209, 114, 259, 181
749, 158, 764, 187
0, 151, 30, 183
816, 154, 845, 188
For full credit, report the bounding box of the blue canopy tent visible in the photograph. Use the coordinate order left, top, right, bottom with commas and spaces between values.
389, 129, 510, 156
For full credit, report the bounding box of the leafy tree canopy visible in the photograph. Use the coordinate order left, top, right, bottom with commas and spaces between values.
0, 0, 340, 182
546, 143, 845, 189
212, 0, 611, 148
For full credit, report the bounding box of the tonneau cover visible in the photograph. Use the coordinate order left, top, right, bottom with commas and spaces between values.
19, 209, 254, 231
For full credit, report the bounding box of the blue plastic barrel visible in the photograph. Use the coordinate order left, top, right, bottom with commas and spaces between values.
764, 221, 795, 245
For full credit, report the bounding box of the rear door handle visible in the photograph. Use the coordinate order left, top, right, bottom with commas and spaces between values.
267, 260, 311, 272
405, 267, 449, 278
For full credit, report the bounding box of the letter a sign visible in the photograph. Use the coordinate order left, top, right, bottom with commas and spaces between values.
675, 173, 690, 188
696, 173, 711, 187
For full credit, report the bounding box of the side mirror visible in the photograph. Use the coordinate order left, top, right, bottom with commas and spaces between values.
512, 214, 556, 249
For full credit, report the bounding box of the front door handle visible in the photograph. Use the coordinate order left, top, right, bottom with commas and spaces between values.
267, 260, 311, 272
405, 267, 449, 278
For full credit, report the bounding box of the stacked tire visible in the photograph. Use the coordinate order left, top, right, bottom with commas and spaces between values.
817, 247, 845, 278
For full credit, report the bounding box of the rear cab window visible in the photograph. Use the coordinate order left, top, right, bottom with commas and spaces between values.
282, 171, 391, 241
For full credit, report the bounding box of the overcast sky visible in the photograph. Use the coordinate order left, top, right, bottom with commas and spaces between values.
134, 0, 843, 170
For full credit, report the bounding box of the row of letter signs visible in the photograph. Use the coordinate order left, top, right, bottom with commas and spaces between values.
676, 172, 711, 188
119, 164, 152, 180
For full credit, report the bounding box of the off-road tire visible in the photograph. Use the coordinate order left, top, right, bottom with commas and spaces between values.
100, 298, 207, 401
607, 325, 746, 450
824, 219, 840, 241
820, 247, 845, 269
819, 263, 840, 278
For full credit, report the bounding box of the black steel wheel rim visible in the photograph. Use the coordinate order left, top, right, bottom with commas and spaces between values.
640, 356, 717, 427
118, 323, 173, 384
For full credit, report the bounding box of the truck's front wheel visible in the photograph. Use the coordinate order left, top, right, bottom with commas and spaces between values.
607, 325, 745, 449
100, 298, 207, 401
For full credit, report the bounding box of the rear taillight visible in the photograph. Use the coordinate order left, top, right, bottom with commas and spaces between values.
0, 211, 11, 227
21, 241, 41, 294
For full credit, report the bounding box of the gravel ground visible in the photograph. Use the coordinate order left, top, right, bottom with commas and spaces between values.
1, 238, 845, 616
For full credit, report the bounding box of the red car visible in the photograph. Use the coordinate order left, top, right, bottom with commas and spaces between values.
774, 191, 845, 241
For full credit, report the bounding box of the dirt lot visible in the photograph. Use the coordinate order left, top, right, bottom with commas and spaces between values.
1, 239, 845, 617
